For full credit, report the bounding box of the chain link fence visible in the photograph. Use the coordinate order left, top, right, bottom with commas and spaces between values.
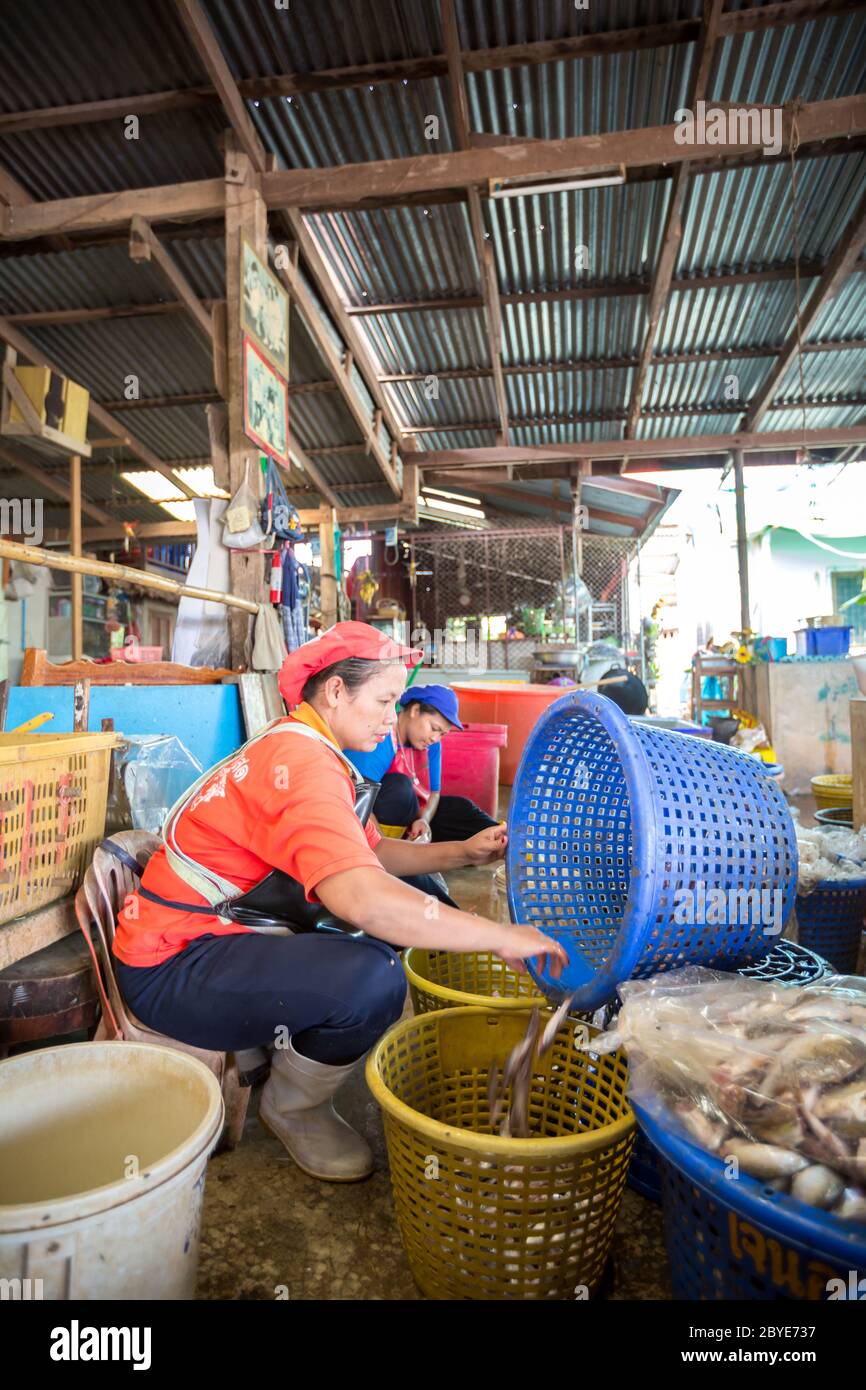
408, 526, 639, 667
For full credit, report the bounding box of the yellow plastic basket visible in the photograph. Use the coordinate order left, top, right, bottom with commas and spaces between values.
366, 1007, 634, 1300
0, 732, 119, 925
404, 947, 545, 1013
811, 773, 853, 810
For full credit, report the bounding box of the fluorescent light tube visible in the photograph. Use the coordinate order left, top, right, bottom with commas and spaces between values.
490, 171, 625, 199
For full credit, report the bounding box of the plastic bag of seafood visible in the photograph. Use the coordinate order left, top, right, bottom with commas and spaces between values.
587, 966, 866, 1224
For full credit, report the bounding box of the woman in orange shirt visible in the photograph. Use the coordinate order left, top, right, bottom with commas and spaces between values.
113, 622, 566, 1183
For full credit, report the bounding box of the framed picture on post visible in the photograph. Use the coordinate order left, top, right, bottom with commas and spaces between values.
240, 238, 289, 377
243, 336, 289, 466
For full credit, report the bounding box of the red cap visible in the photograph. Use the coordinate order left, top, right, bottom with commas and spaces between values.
278, 621, 424, 709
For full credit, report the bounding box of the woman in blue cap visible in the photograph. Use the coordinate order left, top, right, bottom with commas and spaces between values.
347, 685, 499, 850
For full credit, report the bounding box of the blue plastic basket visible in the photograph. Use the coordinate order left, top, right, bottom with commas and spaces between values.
794, 879, 866, 974
506, 692, 798, 1007
627, 941, 832, 1204
635, 1102, 866, 1300
737, 938, 833, 985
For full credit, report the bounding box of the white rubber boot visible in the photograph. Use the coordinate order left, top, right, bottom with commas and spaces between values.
258, 1039, 374, 1182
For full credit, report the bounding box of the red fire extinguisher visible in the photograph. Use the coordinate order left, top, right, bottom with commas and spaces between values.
269, 548, 283, 604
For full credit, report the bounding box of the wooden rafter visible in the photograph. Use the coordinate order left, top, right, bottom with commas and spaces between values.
346, 260, 866, 314
0, 2, 858, 137
3, 96, 863, 242
745, 187, 866, 429
440, 0, 509, 443
171, 0, 402, 503
377, 338, 866, 382
174, 0, 266, 169
413, 425, 866, 468
279, 208, 410, 456
400, 396, 866, 433
273, 246, 401, 496
625, 0, 724, 439
10, 262, 863, 330
128, 215, 214, 347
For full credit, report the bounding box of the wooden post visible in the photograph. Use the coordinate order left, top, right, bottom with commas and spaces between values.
733, 448, 751, 633
319, 508, 338, 630
224, 134, 268, 667
70, 453, 83, 659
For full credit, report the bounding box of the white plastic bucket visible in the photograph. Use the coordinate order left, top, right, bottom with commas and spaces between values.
0, 1041, 224, 1300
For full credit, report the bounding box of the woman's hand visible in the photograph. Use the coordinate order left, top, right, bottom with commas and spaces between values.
496, 924, 569, 981
463, 823, 507, 865
406, 817, 431, 842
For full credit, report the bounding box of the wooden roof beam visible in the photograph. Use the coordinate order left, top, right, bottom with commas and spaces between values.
4, 96, 864, 242
441, 0, 509, 444
278, 208, 409, 458
347, 261, 866, 315
625, 0, 724, 440
745, 187, 866, 429
174, 0, 267, 171
128, 214, 214, 347
413, 425, 866, 467
273, 248, 401, 496
171, 0, 403, 500
401, 394, 866, 434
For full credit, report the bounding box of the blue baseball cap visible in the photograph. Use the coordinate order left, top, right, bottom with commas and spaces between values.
399, 684, 464, 729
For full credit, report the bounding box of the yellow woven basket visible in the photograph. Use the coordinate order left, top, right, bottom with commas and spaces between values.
0, 732, 119, 925
811, 773, 853, 810
404, 947, 545, 1013
366, 1006, 634, 1300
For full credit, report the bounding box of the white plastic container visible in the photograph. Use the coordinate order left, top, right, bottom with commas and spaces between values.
0, 1041, 224, 1300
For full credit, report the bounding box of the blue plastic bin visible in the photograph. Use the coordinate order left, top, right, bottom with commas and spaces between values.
754, 636, 788, 661
627, 941, 831, 1204
795, 626, 852, 657
636, 1102, 866, 1300
506, 692, 798, 1007
794, 878, 866, 974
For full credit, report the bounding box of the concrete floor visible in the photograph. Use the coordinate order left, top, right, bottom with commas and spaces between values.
195, 853, 671, 1301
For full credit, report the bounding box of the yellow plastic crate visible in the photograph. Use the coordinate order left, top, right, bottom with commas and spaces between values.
0, 732, 119, 925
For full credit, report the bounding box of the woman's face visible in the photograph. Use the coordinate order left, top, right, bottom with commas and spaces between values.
319, 664, 407, 751
403, 703, 452, 750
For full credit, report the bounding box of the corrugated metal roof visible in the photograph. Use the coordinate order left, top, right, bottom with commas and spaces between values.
358, 307, 489, 374
643, 355, 773, 412
24, 315, 215, 401
679, 154, 866, 275
712, 10, 866, 106
0, 0, 864, 525
777, 347, 866, 399
306, 205, 475, 304
387, 376, 497, 430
